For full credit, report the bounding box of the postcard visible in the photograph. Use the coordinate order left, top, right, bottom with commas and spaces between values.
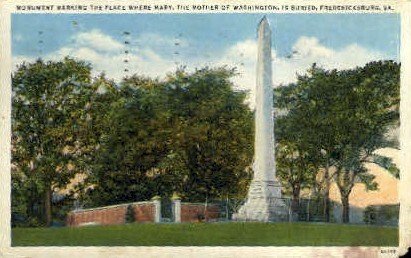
0, 0, 410, 257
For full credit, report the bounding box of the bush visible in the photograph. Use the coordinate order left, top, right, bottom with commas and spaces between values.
364, 204, 399, 226
125, 204, 135, 223
197, 213, 205, 222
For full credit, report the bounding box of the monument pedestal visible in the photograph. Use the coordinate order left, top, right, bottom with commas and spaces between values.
233, 180, 289, 222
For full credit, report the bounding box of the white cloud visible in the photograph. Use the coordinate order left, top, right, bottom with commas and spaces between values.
208, 36, 383, 107
292, 37, 333, 58
74, 29, 123, 52
213, 36, 386, 107
12, 55, 35, 69
12, 30, 179, 81
61, 31, 182, 80
213, 39, 259, 106
273, 36, 385, 86
12, 31, 387, 108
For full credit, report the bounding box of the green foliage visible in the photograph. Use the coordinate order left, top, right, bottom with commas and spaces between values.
275, 61, 400, 223
368, 154, 400, 179
275, 140, 318, 195
12, 57, 94, 226
125, 205, 135, 224
364, 204, 399, 226
12, 56, 400, 227
85, 67, 254, 206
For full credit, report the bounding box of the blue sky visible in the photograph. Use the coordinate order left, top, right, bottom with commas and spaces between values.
12, 13, 399, 57
12, 13, 400, 105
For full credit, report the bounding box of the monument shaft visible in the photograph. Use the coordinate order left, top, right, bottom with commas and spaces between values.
255, 16, 275, 182
233, 17, 288, 222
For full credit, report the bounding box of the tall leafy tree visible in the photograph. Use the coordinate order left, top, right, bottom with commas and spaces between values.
85, 76, 173, 205
12, 58, 94, 226
163, 68, 254, 201
275, 61, 400, 223
330, 61, 400, 222
275, 66, 340, 222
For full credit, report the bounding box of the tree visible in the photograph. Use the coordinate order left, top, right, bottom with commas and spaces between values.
330, 61, 400, 222
163, 68, 254, 201
275, 140, 317, 219
86, 67, 254, 206
12, 58, 94, 226
275, 66, 340, 222
275, 61, 400, 223
275, 107, 319, 218
85, 76, 173, 205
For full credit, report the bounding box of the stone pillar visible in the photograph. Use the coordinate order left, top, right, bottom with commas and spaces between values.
172, 194, 181, 223
233, 16, 288, 222
151, 196, 161, 223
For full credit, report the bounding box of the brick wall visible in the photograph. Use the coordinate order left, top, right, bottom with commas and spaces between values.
66, 202, 156, 227
66, 201, 221, 226
180, 203, 220, 222
133, 203, 156, 222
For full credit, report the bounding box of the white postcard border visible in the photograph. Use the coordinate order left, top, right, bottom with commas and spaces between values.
0, 0, 408, 257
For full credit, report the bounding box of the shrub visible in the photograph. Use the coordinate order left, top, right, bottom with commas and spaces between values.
125, 204, 135, 223
364, 204, 399, 226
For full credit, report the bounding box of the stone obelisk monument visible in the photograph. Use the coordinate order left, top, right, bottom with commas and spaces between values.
233, 17, 288, 222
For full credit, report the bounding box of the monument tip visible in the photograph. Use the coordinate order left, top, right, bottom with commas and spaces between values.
258, 16, 269, 27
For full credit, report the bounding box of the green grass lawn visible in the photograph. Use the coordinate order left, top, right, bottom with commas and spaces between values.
12, 222, 398, 246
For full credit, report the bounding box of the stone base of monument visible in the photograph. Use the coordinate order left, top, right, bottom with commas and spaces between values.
233, 180, 289, 222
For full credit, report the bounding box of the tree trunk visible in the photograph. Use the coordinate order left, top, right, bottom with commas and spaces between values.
291, 184, 301, 221
341, 194, 350, 223
323, 164, 331, 222
44, 186, 52, 227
